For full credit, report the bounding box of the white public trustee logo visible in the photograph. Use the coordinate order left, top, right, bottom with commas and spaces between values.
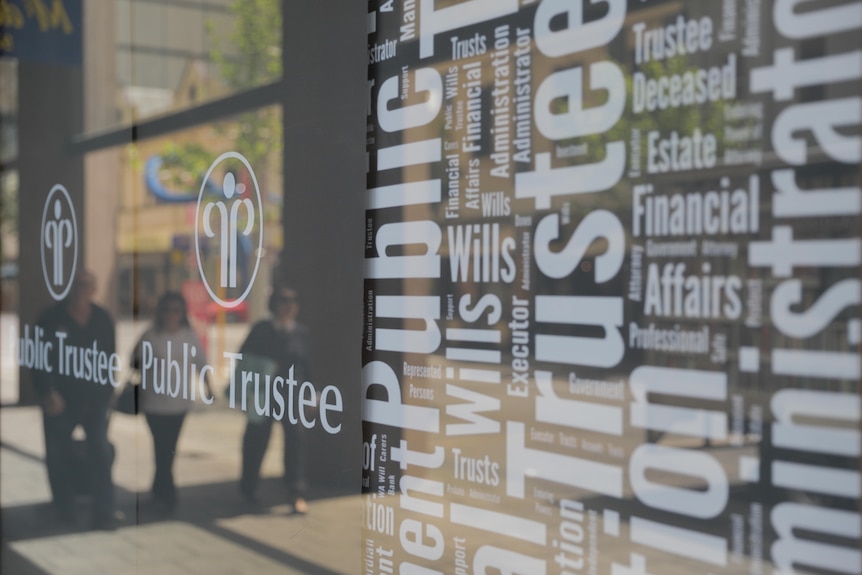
195, 152, 263, 308
40, 184, 78, 301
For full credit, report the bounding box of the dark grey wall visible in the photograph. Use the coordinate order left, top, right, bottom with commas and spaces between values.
17, 63, 84, 405
280, 2, 368, 494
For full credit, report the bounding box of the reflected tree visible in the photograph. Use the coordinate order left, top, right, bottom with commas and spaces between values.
210, 0, 282, 169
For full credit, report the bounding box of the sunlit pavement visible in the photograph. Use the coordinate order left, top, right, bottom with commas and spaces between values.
2, 313, 21, 405
2, 311, 779, 574
0, 403, 770, 575
1, 313, 361, 575
1, 404, 361, 575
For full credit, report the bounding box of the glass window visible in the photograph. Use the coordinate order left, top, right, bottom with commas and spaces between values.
2, 1, 860, 574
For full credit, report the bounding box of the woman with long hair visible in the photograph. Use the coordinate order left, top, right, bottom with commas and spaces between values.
131, 291, 205, 510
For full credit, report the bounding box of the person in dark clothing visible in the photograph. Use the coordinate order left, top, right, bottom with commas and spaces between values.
239, 285, 310, 514
32, 271, 117, 529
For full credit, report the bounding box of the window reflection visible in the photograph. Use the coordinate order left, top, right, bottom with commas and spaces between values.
95, 0, 282, 134
3, 1, 363, 571
2, 0, 859, 574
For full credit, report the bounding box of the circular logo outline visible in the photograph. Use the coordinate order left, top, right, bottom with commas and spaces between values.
194, 151, 263, 309
40, 184, 79, 301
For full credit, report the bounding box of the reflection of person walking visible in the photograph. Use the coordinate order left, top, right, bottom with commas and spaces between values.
131, 292, 205, 511
239, 285, 310, 514
33, 271, 117, 529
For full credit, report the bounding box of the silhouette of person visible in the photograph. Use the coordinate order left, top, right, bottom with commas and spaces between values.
131, 292, 206, 511
239, 285, 310, 514
33, 270, 117, 529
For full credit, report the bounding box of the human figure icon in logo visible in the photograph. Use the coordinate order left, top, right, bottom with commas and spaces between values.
44, 198, 73, 287
203, 170, 255, 289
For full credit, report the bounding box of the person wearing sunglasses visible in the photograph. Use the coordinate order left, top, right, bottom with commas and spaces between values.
237, 284, 310, 514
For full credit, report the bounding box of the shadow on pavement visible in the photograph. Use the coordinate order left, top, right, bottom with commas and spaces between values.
2, 452, 359, 575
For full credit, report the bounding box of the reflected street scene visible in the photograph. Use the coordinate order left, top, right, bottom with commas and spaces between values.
1, 0, 861, 574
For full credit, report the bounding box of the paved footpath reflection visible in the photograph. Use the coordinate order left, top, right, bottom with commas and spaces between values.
1, 404, 360, 575
2, 312, 789, 574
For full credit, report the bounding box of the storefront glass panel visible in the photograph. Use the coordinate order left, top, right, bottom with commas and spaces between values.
1, 1, 860, 574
